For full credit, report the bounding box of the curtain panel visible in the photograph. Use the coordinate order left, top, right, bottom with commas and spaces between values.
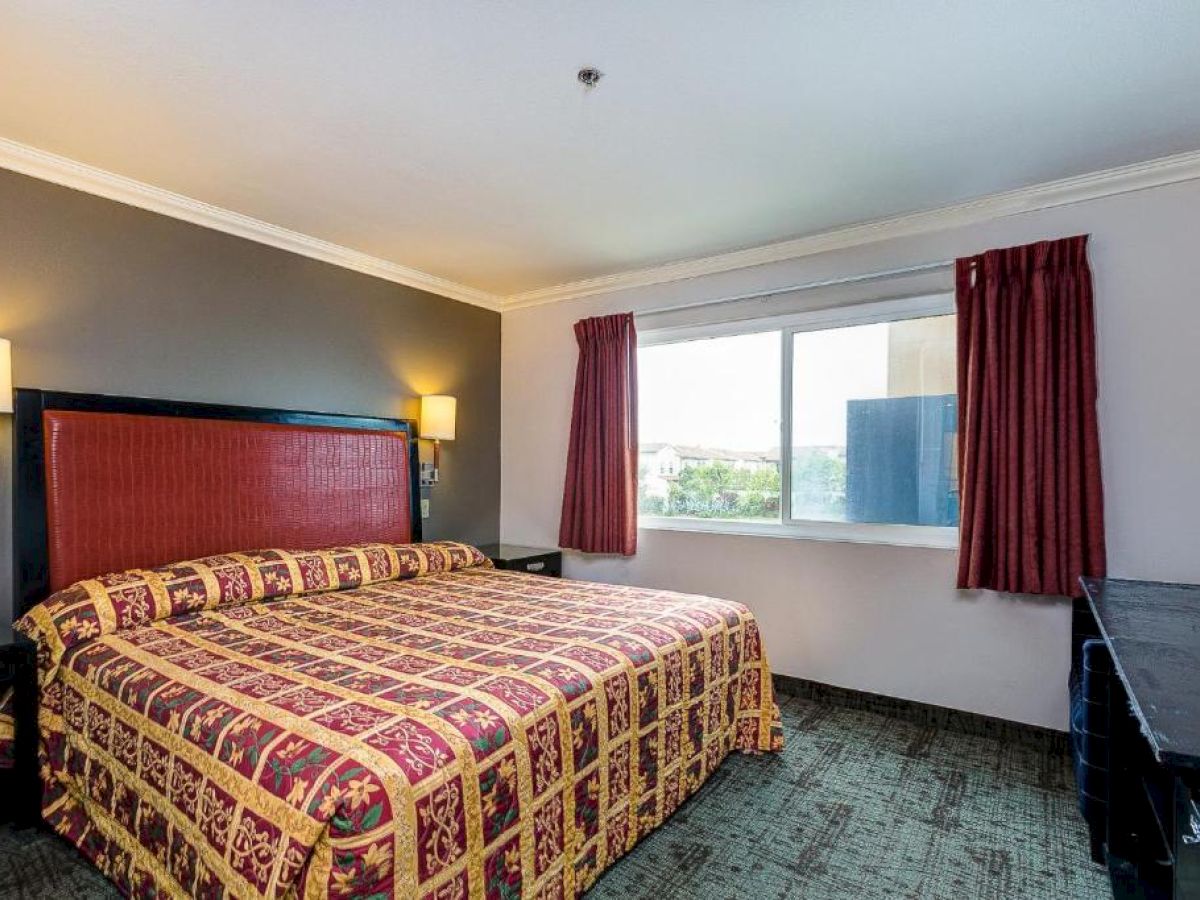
956, 235, 1105, 597
559, 312, 639, 555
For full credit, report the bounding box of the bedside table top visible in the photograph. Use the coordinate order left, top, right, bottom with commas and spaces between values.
475, 543, 560, 562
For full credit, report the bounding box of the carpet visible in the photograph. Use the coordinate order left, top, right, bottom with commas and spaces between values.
0, 693, 1109, 899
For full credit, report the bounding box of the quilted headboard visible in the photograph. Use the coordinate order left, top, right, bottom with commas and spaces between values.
13, 390, 421, 616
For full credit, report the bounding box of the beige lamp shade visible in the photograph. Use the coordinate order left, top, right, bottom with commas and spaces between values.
420, 395, 456, 441
0, 339, 11, 414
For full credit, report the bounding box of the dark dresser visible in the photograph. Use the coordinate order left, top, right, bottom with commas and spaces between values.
476, 544, 563, 577
1079, 577, 1200, 900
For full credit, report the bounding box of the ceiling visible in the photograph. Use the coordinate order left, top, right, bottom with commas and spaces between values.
3, 1, 1200, 304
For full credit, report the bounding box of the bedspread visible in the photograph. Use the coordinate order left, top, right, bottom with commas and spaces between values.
0, 688, 13, 769
17, 542, 781, 899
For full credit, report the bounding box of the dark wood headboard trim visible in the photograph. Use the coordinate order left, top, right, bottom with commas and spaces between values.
12, 389, 422, 620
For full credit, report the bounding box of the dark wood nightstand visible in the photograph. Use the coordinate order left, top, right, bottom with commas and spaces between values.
476, 544, 563, 578
0, 621, 39, 827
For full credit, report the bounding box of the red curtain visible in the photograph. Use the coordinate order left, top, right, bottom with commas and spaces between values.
559, 312, 639, 555
956, 235, 1105, 597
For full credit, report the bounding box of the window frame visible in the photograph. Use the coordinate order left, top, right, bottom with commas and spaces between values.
637, 292, 959, 549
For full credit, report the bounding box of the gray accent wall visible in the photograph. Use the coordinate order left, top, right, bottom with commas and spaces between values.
0, 168, 500, 623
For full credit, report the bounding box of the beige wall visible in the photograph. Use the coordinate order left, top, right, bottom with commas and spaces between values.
502, 177, 1200, 730
0, 169, 501, 623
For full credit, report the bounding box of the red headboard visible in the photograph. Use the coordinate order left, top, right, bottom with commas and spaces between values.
14, 391, 421, 611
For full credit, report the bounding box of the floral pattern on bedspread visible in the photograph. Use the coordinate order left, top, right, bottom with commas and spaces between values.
0, 688, 13, 769
17, 544, 781, 899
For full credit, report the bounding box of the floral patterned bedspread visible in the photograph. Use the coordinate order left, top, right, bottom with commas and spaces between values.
16, 542, 781, 899
0, 688, 13, 769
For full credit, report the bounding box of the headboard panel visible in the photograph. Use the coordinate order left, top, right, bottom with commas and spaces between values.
13, 390, 421, 617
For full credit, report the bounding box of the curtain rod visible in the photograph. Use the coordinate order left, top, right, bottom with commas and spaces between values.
635, 259, 956, 318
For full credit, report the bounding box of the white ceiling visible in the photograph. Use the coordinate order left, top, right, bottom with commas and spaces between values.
3, 1, 1200, 301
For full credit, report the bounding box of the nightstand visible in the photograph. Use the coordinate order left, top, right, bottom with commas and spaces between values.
0, 621, 39, 827
476, 544, 563, 578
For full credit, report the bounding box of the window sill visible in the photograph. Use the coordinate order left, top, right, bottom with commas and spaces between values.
637, 516, 959, 550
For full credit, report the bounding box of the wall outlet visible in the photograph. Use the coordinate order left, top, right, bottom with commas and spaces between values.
420, 498, 431, 519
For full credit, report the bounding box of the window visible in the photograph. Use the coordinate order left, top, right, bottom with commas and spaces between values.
637, 295, 958, 547
638, 331, 780, 521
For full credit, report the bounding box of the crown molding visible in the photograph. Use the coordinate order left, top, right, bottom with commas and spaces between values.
0, 137, 503, 312
6, 136, 1200, 316
500, 147, 1200, 311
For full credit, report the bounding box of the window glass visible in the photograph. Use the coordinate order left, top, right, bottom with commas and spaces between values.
790, 314, 958, 526
636, 301, 958, 541
638, 331, 781, 521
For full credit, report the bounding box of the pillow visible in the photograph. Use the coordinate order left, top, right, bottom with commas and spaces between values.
15, 541, 490, 682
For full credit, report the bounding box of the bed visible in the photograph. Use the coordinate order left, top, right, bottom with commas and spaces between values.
9, 390, 782, 899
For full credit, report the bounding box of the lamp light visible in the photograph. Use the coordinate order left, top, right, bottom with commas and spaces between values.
420, 395, 456, 441
419, 395, 456, 485
0, 339, 11, 415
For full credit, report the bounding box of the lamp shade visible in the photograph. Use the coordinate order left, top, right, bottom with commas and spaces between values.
420, 395, 456, 440
0, 339, 11, 414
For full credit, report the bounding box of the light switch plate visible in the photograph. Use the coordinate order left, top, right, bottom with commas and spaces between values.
420, 498, 430, 519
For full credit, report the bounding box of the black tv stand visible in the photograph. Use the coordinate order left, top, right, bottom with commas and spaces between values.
1080, 577, 1200, 900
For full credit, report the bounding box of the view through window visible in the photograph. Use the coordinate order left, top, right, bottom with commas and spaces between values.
638, 330, 780, 521
638, 307, 959, 532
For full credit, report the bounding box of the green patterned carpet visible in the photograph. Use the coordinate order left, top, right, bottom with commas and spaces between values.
589, 693, 1109, 899
0, 693, 1109, 899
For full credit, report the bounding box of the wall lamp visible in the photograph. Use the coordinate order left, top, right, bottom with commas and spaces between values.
418, 395, 456, 486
